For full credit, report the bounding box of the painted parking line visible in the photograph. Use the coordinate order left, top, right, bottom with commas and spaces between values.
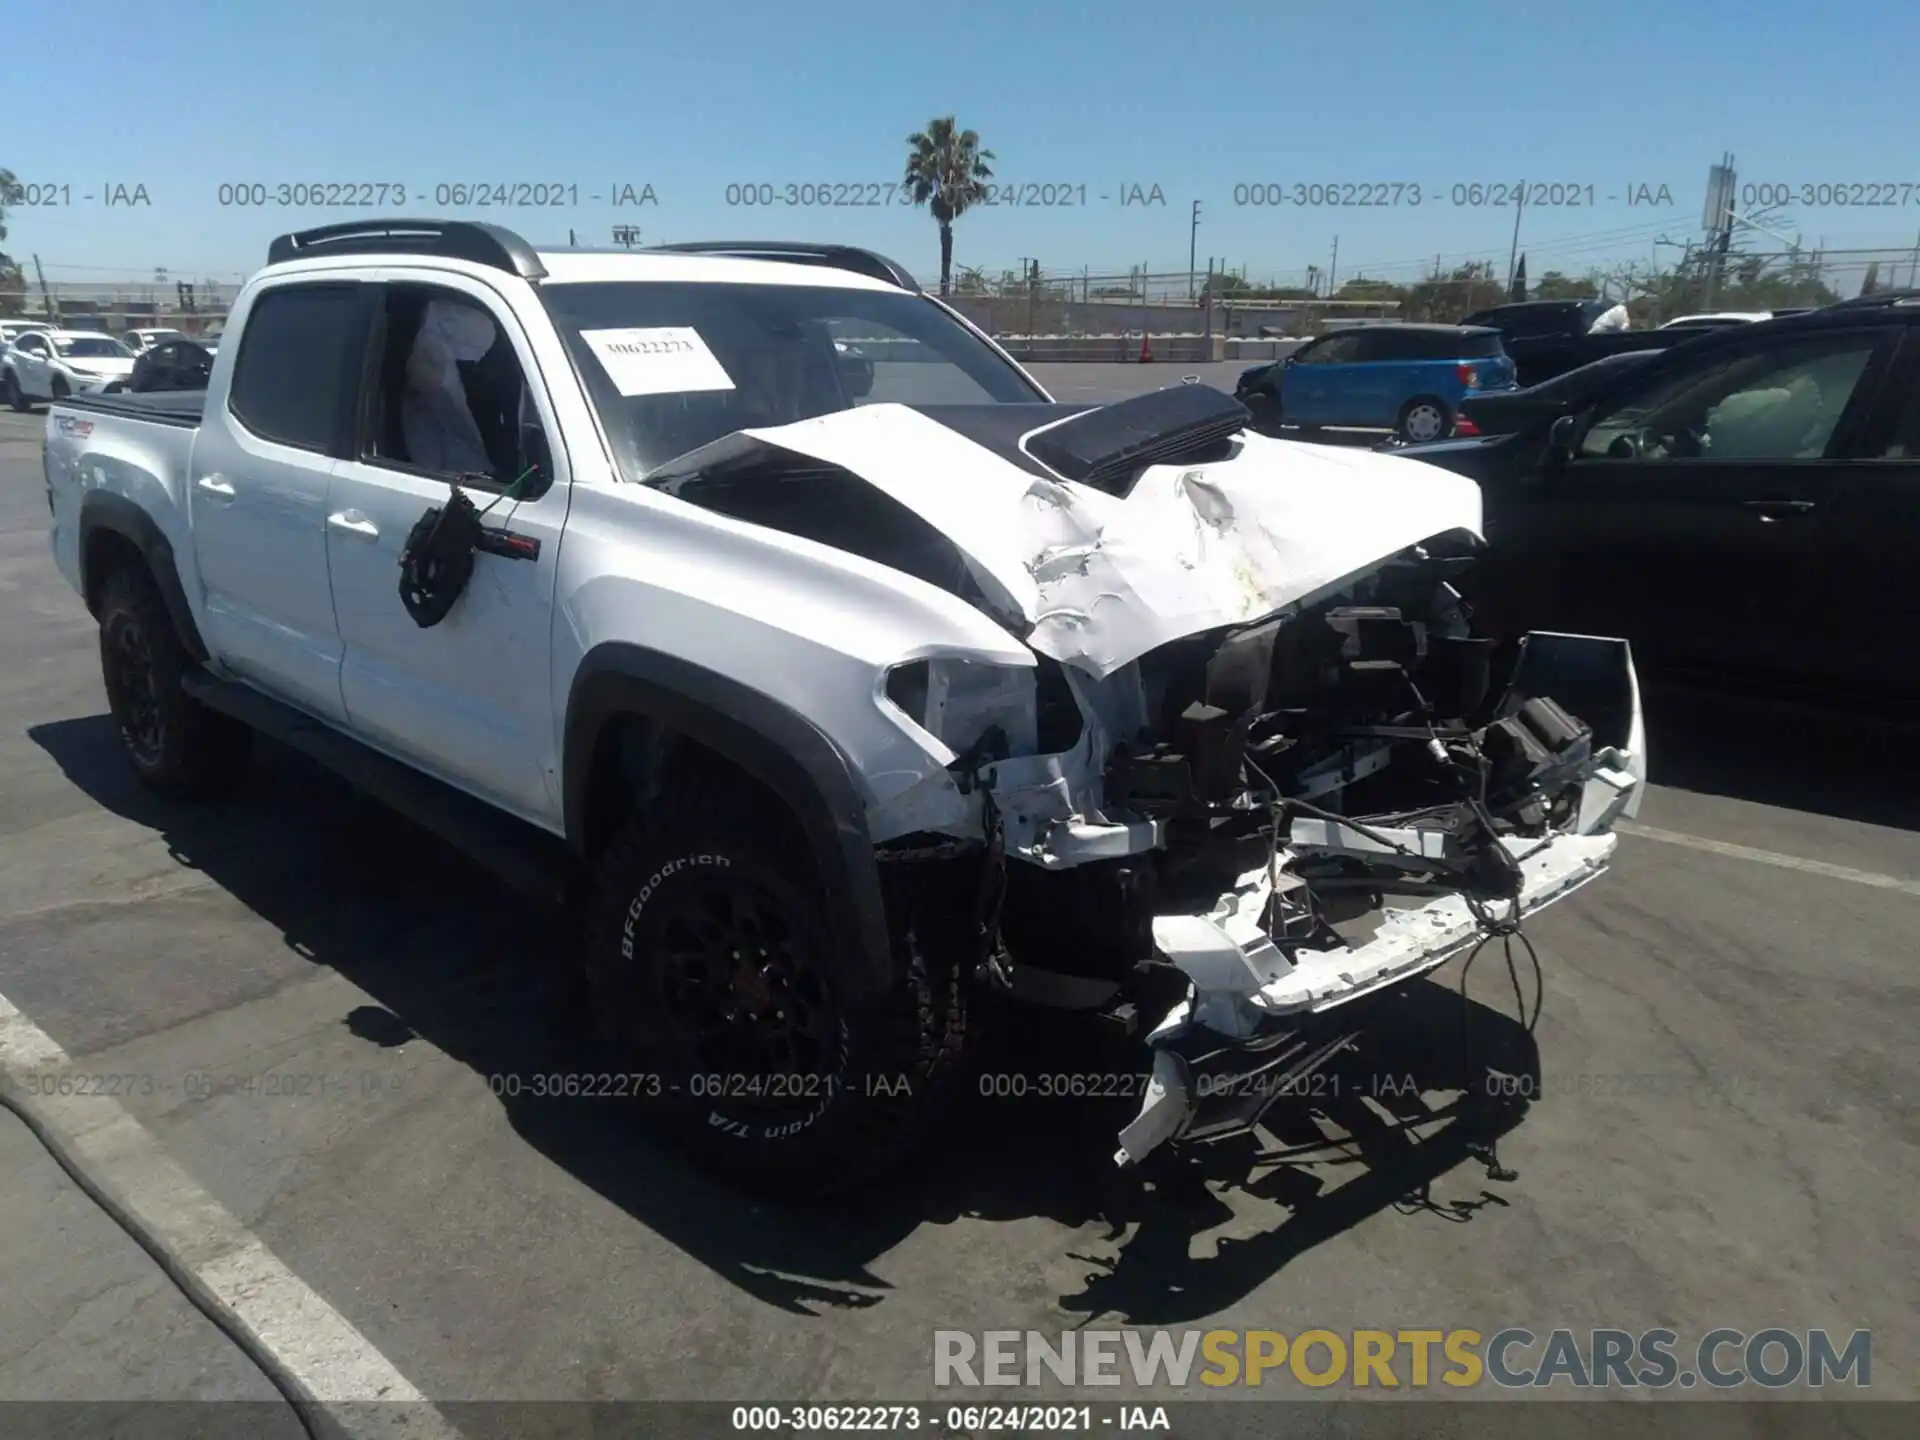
1617, 821, 1920, 898
0, 992, 466, 1439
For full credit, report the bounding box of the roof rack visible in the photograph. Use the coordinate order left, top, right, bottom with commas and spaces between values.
266, 219, 547, 279
642, 241, 920, 292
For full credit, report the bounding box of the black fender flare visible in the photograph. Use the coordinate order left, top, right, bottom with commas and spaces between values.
77, 490, 210, 663
563, 643, 893, 1003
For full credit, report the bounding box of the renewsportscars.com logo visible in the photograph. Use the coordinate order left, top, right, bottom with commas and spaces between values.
933, 1328, 1873, 1391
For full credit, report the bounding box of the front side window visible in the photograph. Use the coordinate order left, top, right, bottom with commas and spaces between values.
359, 283, 537, 491
542, 281, 1044, 478
228, 283, 365, 452
1578, 333, 1881, 462
57, 337, 128, 359
1299, 333, 1363, 365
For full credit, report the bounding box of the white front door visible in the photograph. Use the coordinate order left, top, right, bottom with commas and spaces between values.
13, 334, 54, 397
324, 274, 569, 827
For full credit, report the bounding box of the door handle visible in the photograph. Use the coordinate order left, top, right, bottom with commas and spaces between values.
196, 474, 236, 498
1741, 499, 1816, 522
327, 510, 380, 540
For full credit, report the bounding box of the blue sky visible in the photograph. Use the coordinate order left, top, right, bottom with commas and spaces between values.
8, 0, 1920, 291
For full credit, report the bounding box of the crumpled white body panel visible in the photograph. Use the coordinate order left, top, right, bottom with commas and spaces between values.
648, 406, 1484, 678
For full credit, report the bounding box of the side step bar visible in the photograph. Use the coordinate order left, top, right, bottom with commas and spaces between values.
181, 669, 578, 906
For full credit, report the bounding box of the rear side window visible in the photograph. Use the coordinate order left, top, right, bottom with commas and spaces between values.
1352, 331, 1412, 361
228, 284, 364, 452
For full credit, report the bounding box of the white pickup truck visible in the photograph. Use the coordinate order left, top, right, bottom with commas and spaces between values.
43, 219, 1645, 1195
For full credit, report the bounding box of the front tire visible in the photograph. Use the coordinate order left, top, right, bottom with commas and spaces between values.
50, 375, 70, 402
1397, 396, 1452, 443
97, 566, 251, 800
584, 791, 976, 1198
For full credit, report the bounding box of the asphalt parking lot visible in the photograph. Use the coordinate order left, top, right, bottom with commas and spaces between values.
1, 378, 1915, 1437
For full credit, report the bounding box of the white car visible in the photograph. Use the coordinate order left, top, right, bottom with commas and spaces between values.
3, 328, 136, 406
43, 218, 1645, 1196
1657, 311, 1777, 331
0, 319, 55, 346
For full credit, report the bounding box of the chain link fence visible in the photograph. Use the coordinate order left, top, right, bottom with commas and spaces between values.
9, 244, 1916, 342
1, 274, 245, 334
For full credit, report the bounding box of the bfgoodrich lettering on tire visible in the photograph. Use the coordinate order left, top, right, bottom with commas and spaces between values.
584, 788, 976, 1197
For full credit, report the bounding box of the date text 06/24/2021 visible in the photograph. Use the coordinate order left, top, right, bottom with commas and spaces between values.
1230, 181, 1677, 209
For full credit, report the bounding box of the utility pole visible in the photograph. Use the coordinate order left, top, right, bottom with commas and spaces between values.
1506, 184, 1526, 291
1189, 200, 1201, 300
1329, 235, 1338, 296
31, 254, 56, 322
1702, 152, 1736, 309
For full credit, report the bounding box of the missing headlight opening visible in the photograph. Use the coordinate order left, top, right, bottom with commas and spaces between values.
876, 532, 1643, 1172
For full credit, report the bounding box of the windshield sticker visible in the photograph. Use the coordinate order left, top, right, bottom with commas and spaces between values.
580, 327, 735, 397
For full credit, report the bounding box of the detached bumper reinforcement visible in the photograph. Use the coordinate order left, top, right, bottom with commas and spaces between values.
1115, 831, 1617, 1167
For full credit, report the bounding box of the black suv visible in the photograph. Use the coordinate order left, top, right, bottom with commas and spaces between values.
1398, 293, 1920, 704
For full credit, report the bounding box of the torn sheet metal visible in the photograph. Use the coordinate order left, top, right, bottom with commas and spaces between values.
646, 404, 1485, 679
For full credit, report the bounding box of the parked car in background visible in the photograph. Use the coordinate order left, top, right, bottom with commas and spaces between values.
1658, 311, 1776, 331
1395, 295, 1920, 704
104, 335, 218, 394
1234, 323, 1517, 442
1409, 348, 1666, 441
3, 329, 136, 407
120, 328, 188, 354
0, 320, 56, 347
1458, 298, 1677, 387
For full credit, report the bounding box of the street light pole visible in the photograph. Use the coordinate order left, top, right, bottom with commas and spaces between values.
1189, 200, 1201, 300
1506, 185, 1525, 292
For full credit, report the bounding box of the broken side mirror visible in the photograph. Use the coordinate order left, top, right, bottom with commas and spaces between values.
518, 421, 555, 498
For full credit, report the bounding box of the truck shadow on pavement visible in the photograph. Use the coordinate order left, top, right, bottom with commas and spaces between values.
34, 715, 1538, 1323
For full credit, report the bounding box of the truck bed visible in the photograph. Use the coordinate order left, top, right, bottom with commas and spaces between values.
58, 390, 206, 428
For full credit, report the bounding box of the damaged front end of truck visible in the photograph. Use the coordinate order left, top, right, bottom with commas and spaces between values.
646, 385, 1646, 1168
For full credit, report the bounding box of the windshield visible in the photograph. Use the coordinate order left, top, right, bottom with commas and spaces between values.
56, 337, 130, 359
541, 281, 1045, 478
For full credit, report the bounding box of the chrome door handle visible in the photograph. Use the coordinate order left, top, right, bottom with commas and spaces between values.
327, 510, 379, 540
196, 474, 236, 498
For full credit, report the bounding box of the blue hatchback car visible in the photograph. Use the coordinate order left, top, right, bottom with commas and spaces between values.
1235, 323, 1519, 442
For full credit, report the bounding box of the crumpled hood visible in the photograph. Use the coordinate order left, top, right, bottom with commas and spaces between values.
648, 402, 1484, 679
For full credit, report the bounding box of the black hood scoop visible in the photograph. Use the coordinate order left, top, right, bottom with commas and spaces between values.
1021, 384, 1252, 494
911, 385, 1252, 495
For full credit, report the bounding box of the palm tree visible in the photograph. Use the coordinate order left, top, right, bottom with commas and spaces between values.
903, 118, 995, 297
